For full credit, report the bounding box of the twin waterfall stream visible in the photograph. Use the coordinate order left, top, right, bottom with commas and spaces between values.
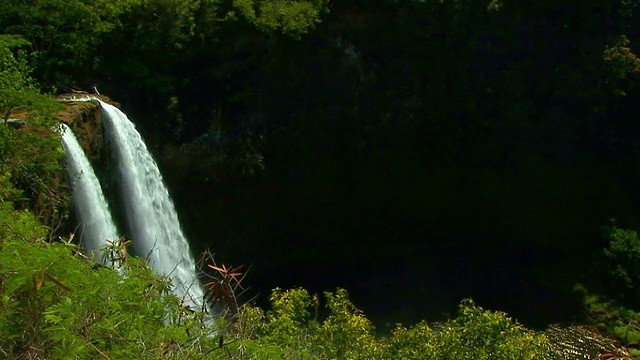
60, 99, 204, 309
60, 123, 118, 259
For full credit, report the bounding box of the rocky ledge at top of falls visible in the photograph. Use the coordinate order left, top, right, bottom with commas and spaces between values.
56, 94, 119, 164
6, 94, 119, 166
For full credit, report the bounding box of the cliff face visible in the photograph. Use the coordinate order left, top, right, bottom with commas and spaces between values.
57, 96, 117, 162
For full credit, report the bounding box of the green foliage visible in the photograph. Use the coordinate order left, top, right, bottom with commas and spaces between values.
603, 35, 640, 96
230, 0, 329, 39
5, 1, 639, 357
223, 287, 381, 359
0, 236, 219, 359
603, 224, 640, 304
263, 287, 316, 348
0, 0, 329, 88
389, 299, 552, 360
0, 122, 67, 228
0, 38, 66, 226
579, 224, 640, 349
0, 35, 62, 124
0, 0, 134, 83
112, 0, 202, 56
314, 288, 383, 359
223, 288, 551, 360
247, 287, 383, 358
579, 285, 640, 349
579, 222, 640, 350
0, 171, 23, 204
0, 201, 46, 243
0, 36, 32, 91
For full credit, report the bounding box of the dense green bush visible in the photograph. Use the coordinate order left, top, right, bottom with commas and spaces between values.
603, 224, 640, 305
0, 141, 213, 358
0, 124, 67, 220
235, 287, 385, 359
0, 236, 218, 358
576, 223, 640, 353
0, 35, 63, 124
389, 299, 552, 360
225, 288, 552, 359
0, 34, 68, 233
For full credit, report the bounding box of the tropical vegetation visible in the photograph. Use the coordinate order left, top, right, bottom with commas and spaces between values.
2, 0, 640, 358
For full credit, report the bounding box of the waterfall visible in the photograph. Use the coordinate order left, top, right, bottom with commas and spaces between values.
98, 101, 205, 309
60, 124, 119, 261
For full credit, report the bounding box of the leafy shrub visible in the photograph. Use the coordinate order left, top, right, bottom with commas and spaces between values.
389, 299, 552, 360
0, 236, 218, 359
229, 0, 329, 39
603, 224, 640, 305
224, 287, 389, 359
0, 201, 46, 242
0, 35, 68, 230
224, 288, 551, 360
0, 35, 63, 125
0, 123, 69, 230
313, 289, 384, 359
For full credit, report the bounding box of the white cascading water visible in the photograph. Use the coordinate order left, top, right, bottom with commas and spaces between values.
98, 100, 204, 309
60, 124, 120, 260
